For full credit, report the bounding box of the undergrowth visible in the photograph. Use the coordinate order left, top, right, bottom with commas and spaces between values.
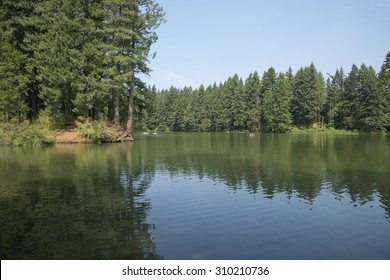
75, 117, 117, 143
0, 120, 54, 146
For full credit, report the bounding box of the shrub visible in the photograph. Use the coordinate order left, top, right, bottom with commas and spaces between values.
0, 121, 54, 146
75, 118, 116, 143
36, 110, 66, 131
0, 122, 15, 145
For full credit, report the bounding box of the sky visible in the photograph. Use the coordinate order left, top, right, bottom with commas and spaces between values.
144, 0, 390, 89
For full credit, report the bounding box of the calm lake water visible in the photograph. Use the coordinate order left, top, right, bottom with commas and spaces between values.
0, 133, 389, 260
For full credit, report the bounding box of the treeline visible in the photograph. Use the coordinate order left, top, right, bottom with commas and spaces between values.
0, 0, 164, 139
139, 52, 390, 133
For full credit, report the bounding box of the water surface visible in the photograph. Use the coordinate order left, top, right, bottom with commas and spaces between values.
0, 133, 389, 259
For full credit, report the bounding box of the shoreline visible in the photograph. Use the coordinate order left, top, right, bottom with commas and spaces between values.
1, 124, 387, 147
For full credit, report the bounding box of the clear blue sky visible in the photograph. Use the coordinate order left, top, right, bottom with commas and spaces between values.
145, 0, 390, 89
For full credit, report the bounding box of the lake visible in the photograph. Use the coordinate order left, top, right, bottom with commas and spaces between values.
0, 133, 389, 259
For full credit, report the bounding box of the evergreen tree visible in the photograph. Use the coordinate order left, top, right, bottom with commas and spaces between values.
215, 82, 230, 131
0, 3, 388, 137
378, 51, 390, 131
98, 0, 141, 125
291, 63, 325, 127
325, 68, 345, 128
205, 83, 219, 131
0, 29, 29, 122
138, 85, 157, 130
123, 0, 165, 138
73, 0, 110, 120
221, 74, 245, 131
286, 66, 295, 88
0, 0, 38, 120
262, 72, 291, 132
273, 73, 292, 132
171, 88, 188, 131
261, 67, 277, 131
181, 86, 194, 131
244, 72, 261, 132
26, 0, 87, 118
358, 65, 387, 132
339, 64, 360, 130
219, 77, 233, 131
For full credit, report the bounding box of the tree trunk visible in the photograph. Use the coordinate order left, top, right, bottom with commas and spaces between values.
93, 102, 99, 120
126, 77, 134, 141
113, 89, 120, 126
30, 91, 37, 119
84, 107, 89, 118
28, 67, 40, 120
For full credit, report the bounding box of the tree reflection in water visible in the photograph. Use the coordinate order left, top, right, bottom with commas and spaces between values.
0, 133, 389, 259
0, 144, 161, 259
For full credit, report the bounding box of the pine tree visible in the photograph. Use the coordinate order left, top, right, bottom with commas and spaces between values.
0, 0, 37, 121
262, 72, 291, 132
73, 0, 110, 120
261, 67, 276, 131
27, 0, 88, 118
378, 51, 390, 131
138, 85, 156, 130
358, 65, 387, 132
221, 74, 245, 131
286, 66, 294, 88
244, 72, 261, 132
291, 63, 324, 127
98, 0, 139, 125
339, 65, 360, 130
123, 0, 165, 138
205, 83, 219, 131
325, 68, 345, 128
272, 73, 292, 132
0, 29, 29, 122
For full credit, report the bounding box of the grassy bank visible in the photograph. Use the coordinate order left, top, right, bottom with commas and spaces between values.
289, 127, 361, 135
289, 126, 389, 135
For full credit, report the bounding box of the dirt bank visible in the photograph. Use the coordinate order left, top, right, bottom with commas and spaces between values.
53, 125, 87, 143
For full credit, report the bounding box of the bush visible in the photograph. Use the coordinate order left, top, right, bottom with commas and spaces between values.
0, 122, 15, 145
36, 110, 65, 131
75, 118, 116, 143
0, 121, 54, 146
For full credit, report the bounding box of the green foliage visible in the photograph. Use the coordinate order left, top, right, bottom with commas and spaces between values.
0, 121, 54, 146
358, 65, 387, 132
291, 63, 325, 127
0, 0, 165, 136
75, 118, 116, 143
0, 0, 388, 135
244, 72, 261, 131
262, 72, 292, 133
36, 110, 66, 131
0, 123, 16, 145
0, 28, 29, 122
290, 126, 359, 135
338, 65, 360, 130
12, 123, 54, 147
325, 68, 345, 128
140, 53, 389, 135
378, 51, 390, 131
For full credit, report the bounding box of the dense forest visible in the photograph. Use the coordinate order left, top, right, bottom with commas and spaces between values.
138, 53, 390, 133
1, 1, 389, 142
0, 0, 165, 141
